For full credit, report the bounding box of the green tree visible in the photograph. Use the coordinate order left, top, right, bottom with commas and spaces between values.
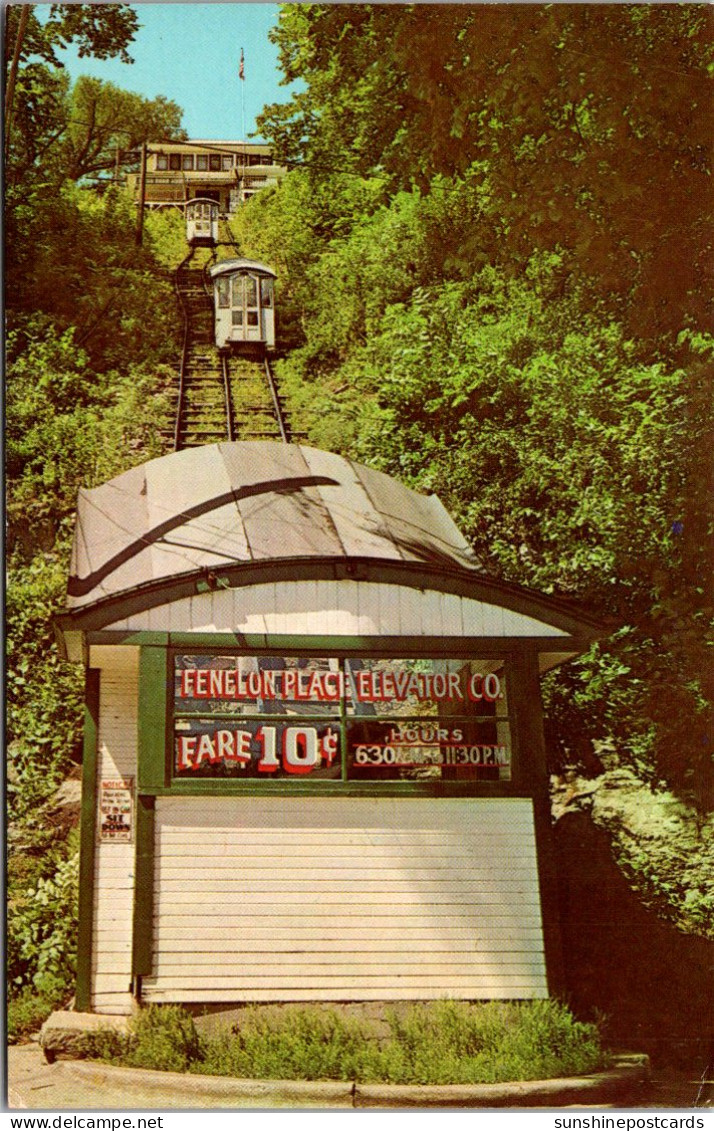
254, 5, 713, 809
5, 3, 139, 72
259, 4, 713, 342
6, 183, 180, 370
5, 3, 139, 152
4, 62, 70, 186
62, 76, 185, 183
264, 177, 712, 810
6, 70, 185, 189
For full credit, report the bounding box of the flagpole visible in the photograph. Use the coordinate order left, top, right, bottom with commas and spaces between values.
240, 47, 246, 140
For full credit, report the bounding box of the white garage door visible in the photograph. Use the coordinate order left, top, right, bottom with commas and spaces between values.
142, 796, 548, 1002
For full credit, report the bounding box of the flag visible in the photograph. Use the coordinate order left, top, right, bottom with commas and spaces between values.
239, 49, 244, 81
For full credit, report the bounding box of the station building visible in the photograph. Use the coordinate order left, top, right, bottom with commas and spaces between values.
128, 140, 286, 213
55, 441, 602, 1015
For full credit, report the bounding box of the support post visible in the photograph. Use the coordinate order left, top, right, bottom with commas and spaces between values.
75, 669, 100, 1012
131, 647, 168, 983
510, 651, 566, 999
132, 795, 155, 980
135, 141, 147, 246
137, 646, 169, 791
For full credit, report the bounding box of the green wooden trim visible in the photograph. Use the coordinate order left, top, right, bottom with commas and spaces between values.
508, 652, 566, 999
90, 632, 584, 658
132, 795, 155, 979
133, 646, 165, 980
141, 781, 521, 799
75, 669, 100, 1013
52, 622, 86, 663
55, 556, 606, 638
503, 655, 525, 795
138, 647, 170, 789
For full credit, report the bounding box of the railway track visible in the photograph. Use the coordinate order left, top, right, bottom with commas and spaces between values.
172, 241, 293, 450
217, 217, 240, 256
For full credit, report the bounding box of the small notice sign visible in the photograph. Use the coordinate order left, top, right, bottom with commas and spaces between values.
98, 778, 134, 843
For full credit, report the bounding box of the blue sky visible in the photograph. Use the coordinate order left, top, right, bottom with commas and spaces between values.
56, 3, 291, 141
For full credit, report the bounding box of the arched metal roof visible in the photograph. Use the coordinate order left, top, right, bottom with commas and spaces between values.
65, 442, 481, 613
56, 441, 606, 660
208, 259, 276, 280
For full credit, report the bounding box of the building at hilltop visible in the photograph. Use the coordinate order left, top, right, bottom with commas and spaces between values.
127, 139, 286, 213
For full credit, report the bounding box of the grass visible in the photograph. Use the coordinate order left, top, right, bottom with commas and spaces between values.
76, 1000, 609, 1086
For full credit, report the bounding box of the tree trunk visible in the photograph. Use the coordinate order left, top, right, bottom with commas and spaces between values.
5, 5, 31, 156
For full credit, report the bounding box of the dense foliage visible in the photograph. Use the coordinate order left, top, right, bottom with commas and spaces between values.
5, 197, 181, 1013
240, 4, 713, 817
5, 4, 139, 69
231, 163, 713, 818
8, 840, 80, 998
6, 796, 83, 1042
260, 4, 713, 342
554, 768, 714, 941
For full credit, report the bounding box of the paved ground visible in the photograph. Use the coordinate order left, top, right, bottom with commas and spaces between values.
6, 1043, 350, 1111
5, 1041, 712, 1112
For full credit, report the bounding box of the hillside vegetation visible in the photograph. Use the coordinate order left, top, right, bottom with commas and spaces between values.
232, 3, 713, 927
6, 5, 186, 1034
6, 2, 713, 1040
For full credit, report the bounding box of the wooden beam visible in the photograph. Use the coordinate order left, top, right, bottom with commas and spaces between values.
509, 652, 566, 999
137, 647, 169, 790
131, 795, 155, 979
135, 141, 147, 245
75, 669, 100, 1012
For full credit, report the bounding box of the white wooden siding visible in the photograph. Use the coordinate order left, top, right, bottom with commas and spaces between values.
89, 647, 139, 1014
142, 797, 548, 1003
105, 580, 568, 638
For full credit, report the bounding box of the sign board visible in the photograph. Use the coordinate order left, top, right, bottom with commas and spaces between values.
98, 777, 134, 842
173, 656, 512, 782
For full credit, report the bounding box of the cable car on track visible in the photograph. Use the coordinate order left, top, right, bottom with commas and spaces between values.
185, 197, 219, 246
208, 258, 276, 352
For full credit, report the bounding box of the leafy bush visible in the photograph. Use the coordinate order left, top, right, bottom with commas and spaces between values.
126, 1006, 202, 1072
6, 553, 84, 816
7, 184, 180, 373
6, 326, 174, 819
80, 1001, 607, 1085
376, 1000, 606, 1085
7, 849, 79, 996
6, 322, 175, 542
74, 1025, 129, 1063
144, 207, 189, 271
5, 144, 179, 1031
276, 236, 711, 813
7, 984, 68, 1044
